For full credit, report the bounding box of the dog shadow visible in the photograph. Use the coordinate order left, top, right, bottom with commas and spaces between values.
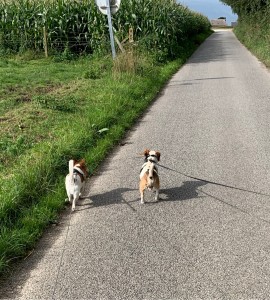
75, 188, 137, 211
76, 181, 208, 210
157, 180, 208, 203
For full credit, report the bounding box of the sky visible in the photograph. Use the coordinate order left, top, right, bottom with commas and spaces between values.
177, 0, 238, 25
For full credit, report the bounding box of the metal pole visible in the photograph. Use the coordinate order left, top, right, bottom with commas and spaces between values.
106, 0, 116, 59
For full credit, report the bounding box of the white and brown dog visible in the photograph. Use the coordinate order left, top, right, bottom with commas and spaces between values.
139, 149, 161, 204
65, 159, 88, 211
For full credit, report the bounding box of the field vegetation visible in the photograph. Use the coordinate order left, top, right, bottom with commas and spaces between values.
0, 0, 212, 276
0, 0, 210, 60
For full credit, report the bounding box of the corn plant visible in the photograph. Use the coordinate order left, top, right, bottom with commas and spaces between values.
0, 0, 211, 59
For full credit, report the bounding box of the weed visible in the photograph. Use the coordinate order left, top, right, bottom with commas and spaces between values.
84, 66, 102, 80
32, 95, 77, 112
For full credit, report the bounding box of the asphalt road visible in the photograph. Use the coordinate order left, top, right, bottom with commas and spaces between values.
2, 29, 270, 299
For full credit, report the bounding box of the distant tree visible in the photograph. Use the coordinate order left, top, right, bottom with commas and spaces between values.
220, 0, 268, 15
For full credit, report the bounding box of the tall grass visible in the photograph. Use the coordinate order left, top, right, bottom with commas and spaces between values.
234, 11, 270, 67
0, 0, 211, 59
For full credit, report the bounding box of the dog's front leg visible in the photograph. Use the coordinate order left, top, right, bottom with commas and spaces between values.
79, 182, 85, 198
140, 188, 145, 204
155, 189, 159, 201
68, 194, 72, 204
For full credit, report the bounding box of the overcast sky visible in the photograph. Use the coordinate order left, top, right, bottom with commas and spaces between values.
177, 0, 238, 25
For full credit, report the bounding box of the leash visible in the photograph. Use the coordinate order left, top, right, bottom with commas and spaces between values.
157, 163, 270, 197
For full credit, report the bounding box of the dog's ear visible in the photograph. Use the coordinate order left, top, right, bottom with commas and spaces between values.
144, 149, 150, 157
156, 151, 161, 161
79, 158, 86, 166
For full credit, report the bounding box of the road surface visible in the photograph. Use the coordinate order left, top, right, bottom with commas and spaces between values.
2, 29, 270, 299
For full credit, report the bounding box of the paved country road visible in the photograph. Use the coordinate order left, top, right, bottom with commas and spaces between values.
2, 29, 270, 299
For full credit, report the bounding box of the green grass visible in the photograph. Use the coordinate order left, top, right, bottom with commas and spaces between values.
234, 16, 270, 68
0, 34, 213, 276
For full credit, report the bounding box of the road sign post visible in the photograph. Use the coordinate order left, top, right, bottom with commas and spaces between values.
106, 0, 116, 59
95, 0, 121, 59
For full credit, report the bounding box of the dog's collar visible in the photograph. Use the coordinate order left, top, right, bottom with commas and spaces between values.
145, 154, 157, 163
73, 166, 86, 179
140, 162, 158, 174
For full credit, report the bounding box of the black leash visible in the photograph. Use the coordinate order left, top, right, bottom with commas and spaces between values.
157, 163, 270, 197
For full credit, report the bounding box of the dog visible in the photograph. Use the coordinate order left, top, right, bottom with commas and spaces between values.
65, 159, 88, 211
139, 149, 160, 204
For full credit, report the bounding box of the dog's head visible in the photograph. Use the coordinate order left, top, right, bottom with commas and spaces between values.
143, 149, 160, 163
74, 159, 88, 176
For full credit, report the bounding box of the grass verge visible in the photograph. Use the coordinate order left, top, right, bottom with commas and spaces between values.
234, 18, 270, 68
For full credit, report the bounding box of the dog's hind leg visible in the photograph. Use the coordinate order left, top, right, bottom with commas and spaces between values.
72, 193, 79, 211
72, 197, 76, 211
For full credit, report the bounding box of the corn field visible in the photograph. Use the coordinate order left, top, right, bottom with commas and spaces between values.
0, 0, 211, 59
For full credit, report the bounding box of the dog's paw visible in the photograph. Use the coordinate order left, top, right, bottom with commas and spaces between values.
140, 200, 145, 204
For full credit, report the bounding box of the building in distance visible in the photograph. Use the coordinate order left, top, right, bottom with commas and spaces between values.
210, 18, 227, 27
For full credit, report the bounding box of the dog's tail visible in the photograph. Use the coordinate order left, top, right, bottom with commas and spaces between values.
69, 159, 74, 176
147, 162, 155, 189
68, 159, 75, 184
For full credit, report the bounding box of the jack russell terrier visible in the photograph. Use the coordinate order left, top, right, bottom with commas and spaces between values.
139, 149, 160, 204
65, 159, 88, 211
